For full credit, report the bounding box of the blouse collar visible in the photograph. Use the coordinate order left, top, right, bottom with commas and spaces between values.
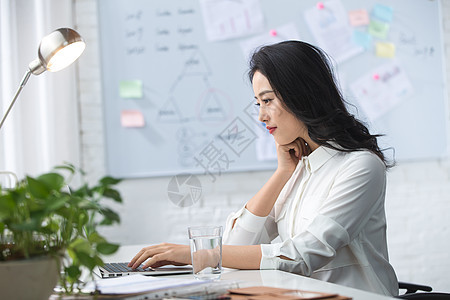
303, 144, 341, 173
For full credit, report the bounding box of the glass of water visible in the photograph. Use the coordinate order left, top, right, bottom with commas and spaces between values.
188, 226, 223, 280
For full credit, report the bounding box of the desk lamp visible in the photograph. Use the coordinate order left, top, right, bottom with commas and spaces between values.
0, 27, 86, 130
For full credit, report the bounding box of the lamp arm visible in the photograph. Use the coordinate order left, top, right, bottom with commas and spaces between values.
0, 70, 32, 130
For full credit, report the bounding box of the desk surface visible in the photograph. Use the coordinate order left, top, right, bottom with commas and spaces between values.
101, 244, 396, 300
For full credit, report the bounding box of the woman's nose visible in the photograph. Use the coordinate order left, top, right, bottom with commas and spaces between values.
258, 106, 268, 123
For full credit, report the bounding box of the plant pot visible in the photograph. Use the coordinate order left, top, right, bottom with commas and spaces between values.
0, 255, 59, 300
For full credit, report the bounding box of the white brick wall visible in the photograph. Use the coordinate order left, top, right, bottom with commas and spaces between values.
74, 0, 450, 292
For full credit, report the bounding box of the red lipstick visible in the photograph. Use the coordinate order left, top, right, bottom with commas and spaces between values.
266, 126, 277, 134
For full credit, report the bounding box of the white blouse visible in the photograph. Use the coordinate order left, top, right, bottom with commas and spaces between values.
223, 146, 398, 296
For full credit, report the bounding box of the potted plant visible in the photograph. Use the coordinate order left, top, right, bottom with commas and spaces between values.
0, 163, 122, 299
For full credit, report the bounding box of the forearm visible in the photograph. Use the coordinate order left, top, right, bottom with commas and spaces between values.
222, 245, 262, 269
245, 169, 292, 217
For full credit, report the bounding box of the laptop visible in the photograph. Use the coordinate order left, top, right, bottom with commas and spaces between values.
96, 262, 193, 278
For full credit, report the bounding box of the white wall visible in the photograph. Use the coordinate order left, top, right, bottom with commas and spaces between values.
0, 0, 80, 178
74, 0, 450, 292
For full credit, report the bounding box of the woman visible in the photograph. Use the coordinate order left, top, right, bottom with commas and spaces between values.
129, 41, 398, 296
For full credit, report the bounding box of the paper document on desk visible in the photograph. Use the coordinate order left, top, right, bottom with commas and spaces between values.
82, 274, 205, 295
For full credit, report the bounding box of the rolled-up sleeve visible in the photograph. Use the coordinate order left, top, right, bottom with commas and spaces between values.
223, 206, 276, 245
260, 214, 349, 275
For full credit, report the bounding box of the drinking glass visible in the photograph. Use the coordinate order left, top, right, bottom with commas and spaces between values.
188, 226, 223, 280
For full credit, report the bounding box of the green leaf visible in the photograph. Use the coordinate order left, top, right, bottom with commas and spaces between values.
77, 199, 99, 210
37, 173, 65, 191
69, 238, 92, 254
55, 206, 71, 219
94, 255, 104, 267
10, 218, 40, 231
67, 248, 77, 261
46, 195, 70, 211
99, 218, 113, 226
88, 232, 106, 244
99, 176, 122, 186
0, 195, 16, 219
65, 265, 81, 279
103, 188, 122, 203
26, 176, 50, 198
54, 164, 76, 174
77, 211, 88, 229
39, 228, 54, 235
0, 194, 15, 209
96, 242, 119, 255
40, 221, 60, 235
100, 208, 120, 224
76, 251, 97, 270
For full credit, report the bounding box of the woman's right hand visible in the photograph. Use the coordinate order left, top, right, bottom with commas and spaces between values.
276, 138, 310, 175
128, 243, 191, 269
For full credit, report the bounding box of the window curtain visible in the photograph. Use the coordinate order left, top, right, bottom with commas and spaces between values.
0, 0, 80, 180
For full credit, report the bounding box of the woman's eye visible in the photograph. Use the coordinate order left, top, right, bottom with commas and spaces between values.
254, 99, 272, 106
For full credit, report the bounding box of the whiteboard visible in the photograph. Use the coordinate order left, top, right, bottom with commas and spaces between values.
98, 0, 447, 178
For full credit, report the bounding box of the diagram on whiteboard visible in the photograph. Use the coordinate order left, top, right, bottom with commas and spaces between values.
158, 49, 232, 125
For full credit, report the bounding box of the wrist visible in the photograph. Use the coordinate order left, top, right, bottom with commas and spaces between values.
274, 167, 295, 180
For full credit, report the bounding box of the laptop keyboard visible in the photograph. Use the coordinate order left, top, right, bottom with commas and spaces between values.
102, 262, 151, 273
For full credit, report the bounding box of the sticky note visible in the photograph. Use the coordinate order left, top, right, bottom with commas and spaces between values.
119, 80, 143, 99
348, 9, 370, 27
372, 4, 393, 23
375, 42, 395, 58
353, 30, 372, 49
368, 19, 389, 39
120, 110, 145, 128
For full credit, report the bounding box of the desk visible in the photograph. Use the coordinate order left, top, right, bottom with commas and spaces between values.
100, 244, 396, 300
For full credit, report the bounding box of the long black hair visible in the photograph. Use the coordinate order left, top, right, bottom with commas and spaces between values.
249, 40, 391, 167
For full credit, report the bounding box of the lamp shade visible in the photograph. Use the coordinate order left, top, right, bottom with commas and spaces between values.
0, 28, 85, 130
28, 28, 86, 75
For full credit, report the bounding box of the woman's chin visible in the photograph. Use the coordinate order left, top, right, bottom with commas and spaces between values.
274, 137, 296, 146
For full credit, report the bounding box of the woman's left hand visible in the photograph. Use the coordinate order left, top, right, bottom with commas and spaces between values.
128, 243, 191, 269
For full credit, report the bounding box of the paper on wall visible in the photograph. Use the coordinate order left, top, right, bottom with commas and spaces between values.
375, 42, 396, 58
199, 0, 264, 42
348, 9, 370, 27
304, 0, 363, 63
372, 3, 394, 23
368, 19, 390, 39
240, 23, 301, 61
352, 30, 372, 49
349, 61, 414, 122
119, 80, 143, 99
121, 110, 145, 128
